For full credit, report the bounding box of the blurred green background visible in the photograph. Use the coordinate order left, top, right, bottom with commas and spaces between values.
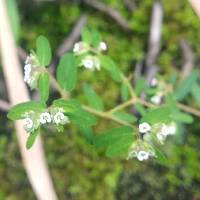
0, 0, 200, 199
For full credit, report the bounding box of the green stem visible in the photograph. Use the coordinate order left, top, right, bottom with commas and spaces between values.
82, 105, 135, 128
47, 70, 69, 98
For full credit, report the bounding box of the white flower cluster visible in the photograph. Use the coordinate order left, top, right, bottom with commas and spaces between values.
73, 41, 107, 71
23, 109, 70, 133
139, 122, 176, 145
156, 122, 176, 144
127, 121, 177, 161
127, 141, 155, 161
82, 56, 100, 71
73, 42, 89, 55
24, 53, 39, 88
149, 77, 165, 105
73, 41, 107, 54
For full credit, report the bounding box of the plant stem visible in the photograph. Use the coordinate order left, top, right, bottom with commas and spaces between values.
121, 74, 136, 98
107, 98, 135, 114
178, 103, 200, 117
82, 105, 135, 128
47, 71, 69, 98
48, 69, 200, 123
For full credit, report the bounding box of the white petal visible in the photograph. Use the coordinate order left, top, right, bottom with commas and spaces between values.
150, 95, 162, 105
99, 41, 107, 51
139, 122, 151, 133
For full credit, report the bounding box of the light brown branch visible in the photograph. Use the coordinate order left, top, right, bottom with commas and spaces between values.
84, 0, 130, 31
0, 99, 10, 111
56, 14, 88, 57
0, 1, 58, 199
189, 0, 200, 17
180, 39, 195, 80
145, 1, 163, 82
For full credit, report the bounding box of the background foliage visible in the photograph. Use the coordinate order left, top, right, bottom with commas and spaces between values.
0, 0, 200, 199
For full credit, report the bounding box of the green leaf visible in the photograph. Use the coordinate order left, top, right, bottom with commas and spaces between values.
38, 72, 49, 102
135, 77, 146, 96
81, 27, 92, 44
53, 99, 79, 112
106, 137, 133, 157
83, 83, 104, 111
191, 83, 200, 107
26, 131, 39, 149
94, 126, 133, 148
7, 101, 46, 120
170, 112, 193, 124
141, 106, 171, 124
78, 125, 93, 144
36, 35, 52, 67
175, 70, 199, 101
154, 147, 169, 166
57, 53, 77, 91
6, 0, 20, 42
134, 103, 146, 116
68, 110, 97, 127
113, 112, 137, 123
99, 55, 122, 82
120, 82, 129, 101
165, 93, 178, 112
91, 29, 101, 48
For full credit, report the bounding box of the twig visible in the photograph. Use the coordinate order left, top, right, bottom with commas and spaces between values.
83, 0, 130, 31
18, 46, 27, 61
145, 1, 163, 82
189, 0, 200, 17
0, 99, 10, 111
123, 0, 136, 12
56, 14, 88, 57
180, 39, 195, 80
0, 1, 58, 199
82, 105, 134, 128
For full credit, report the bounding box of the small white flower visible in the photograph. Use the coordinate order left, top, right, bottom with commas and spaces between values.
150, 78, 158, 87
24, 64, 32, 73
39, 112, 52, 124
166, 123, 176, 135
99, 41, 107, 51
53, 111, 69, 125
139, 122, 151, 133
25, 56, 31, 65
150, 95, 162, 105
73, 43, 80, 53
23, 117, 33, 131
82, 58, 94, 70
137, 150, 149, 161
160, 123, 176, 136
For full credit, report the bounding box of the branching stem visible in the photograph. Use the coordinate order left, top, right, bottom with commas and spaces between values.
48, 70, 200, 128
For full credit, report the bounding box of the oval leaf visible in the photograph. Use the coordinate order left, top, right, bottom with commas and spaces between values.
83, 83, 104, 111
7, 101, 46, 120
38, 72, 49, 102
26, 130, 39, 149
57, 53, 77, 91
36, 35, 52, 67
99, 55, 122, 82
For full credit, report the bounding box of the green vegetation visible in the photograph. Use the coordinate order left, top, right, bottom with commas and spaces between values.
1, 0, 200, 199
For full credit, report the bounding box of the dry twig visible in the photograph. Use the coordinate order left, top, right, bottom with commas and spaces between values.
189, 0, 200, 17
83, 0, 130, 31
56, 14, 88, 57
145, 1, 163, 83
180, 39, 195, 80
0, 1, 58, 199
